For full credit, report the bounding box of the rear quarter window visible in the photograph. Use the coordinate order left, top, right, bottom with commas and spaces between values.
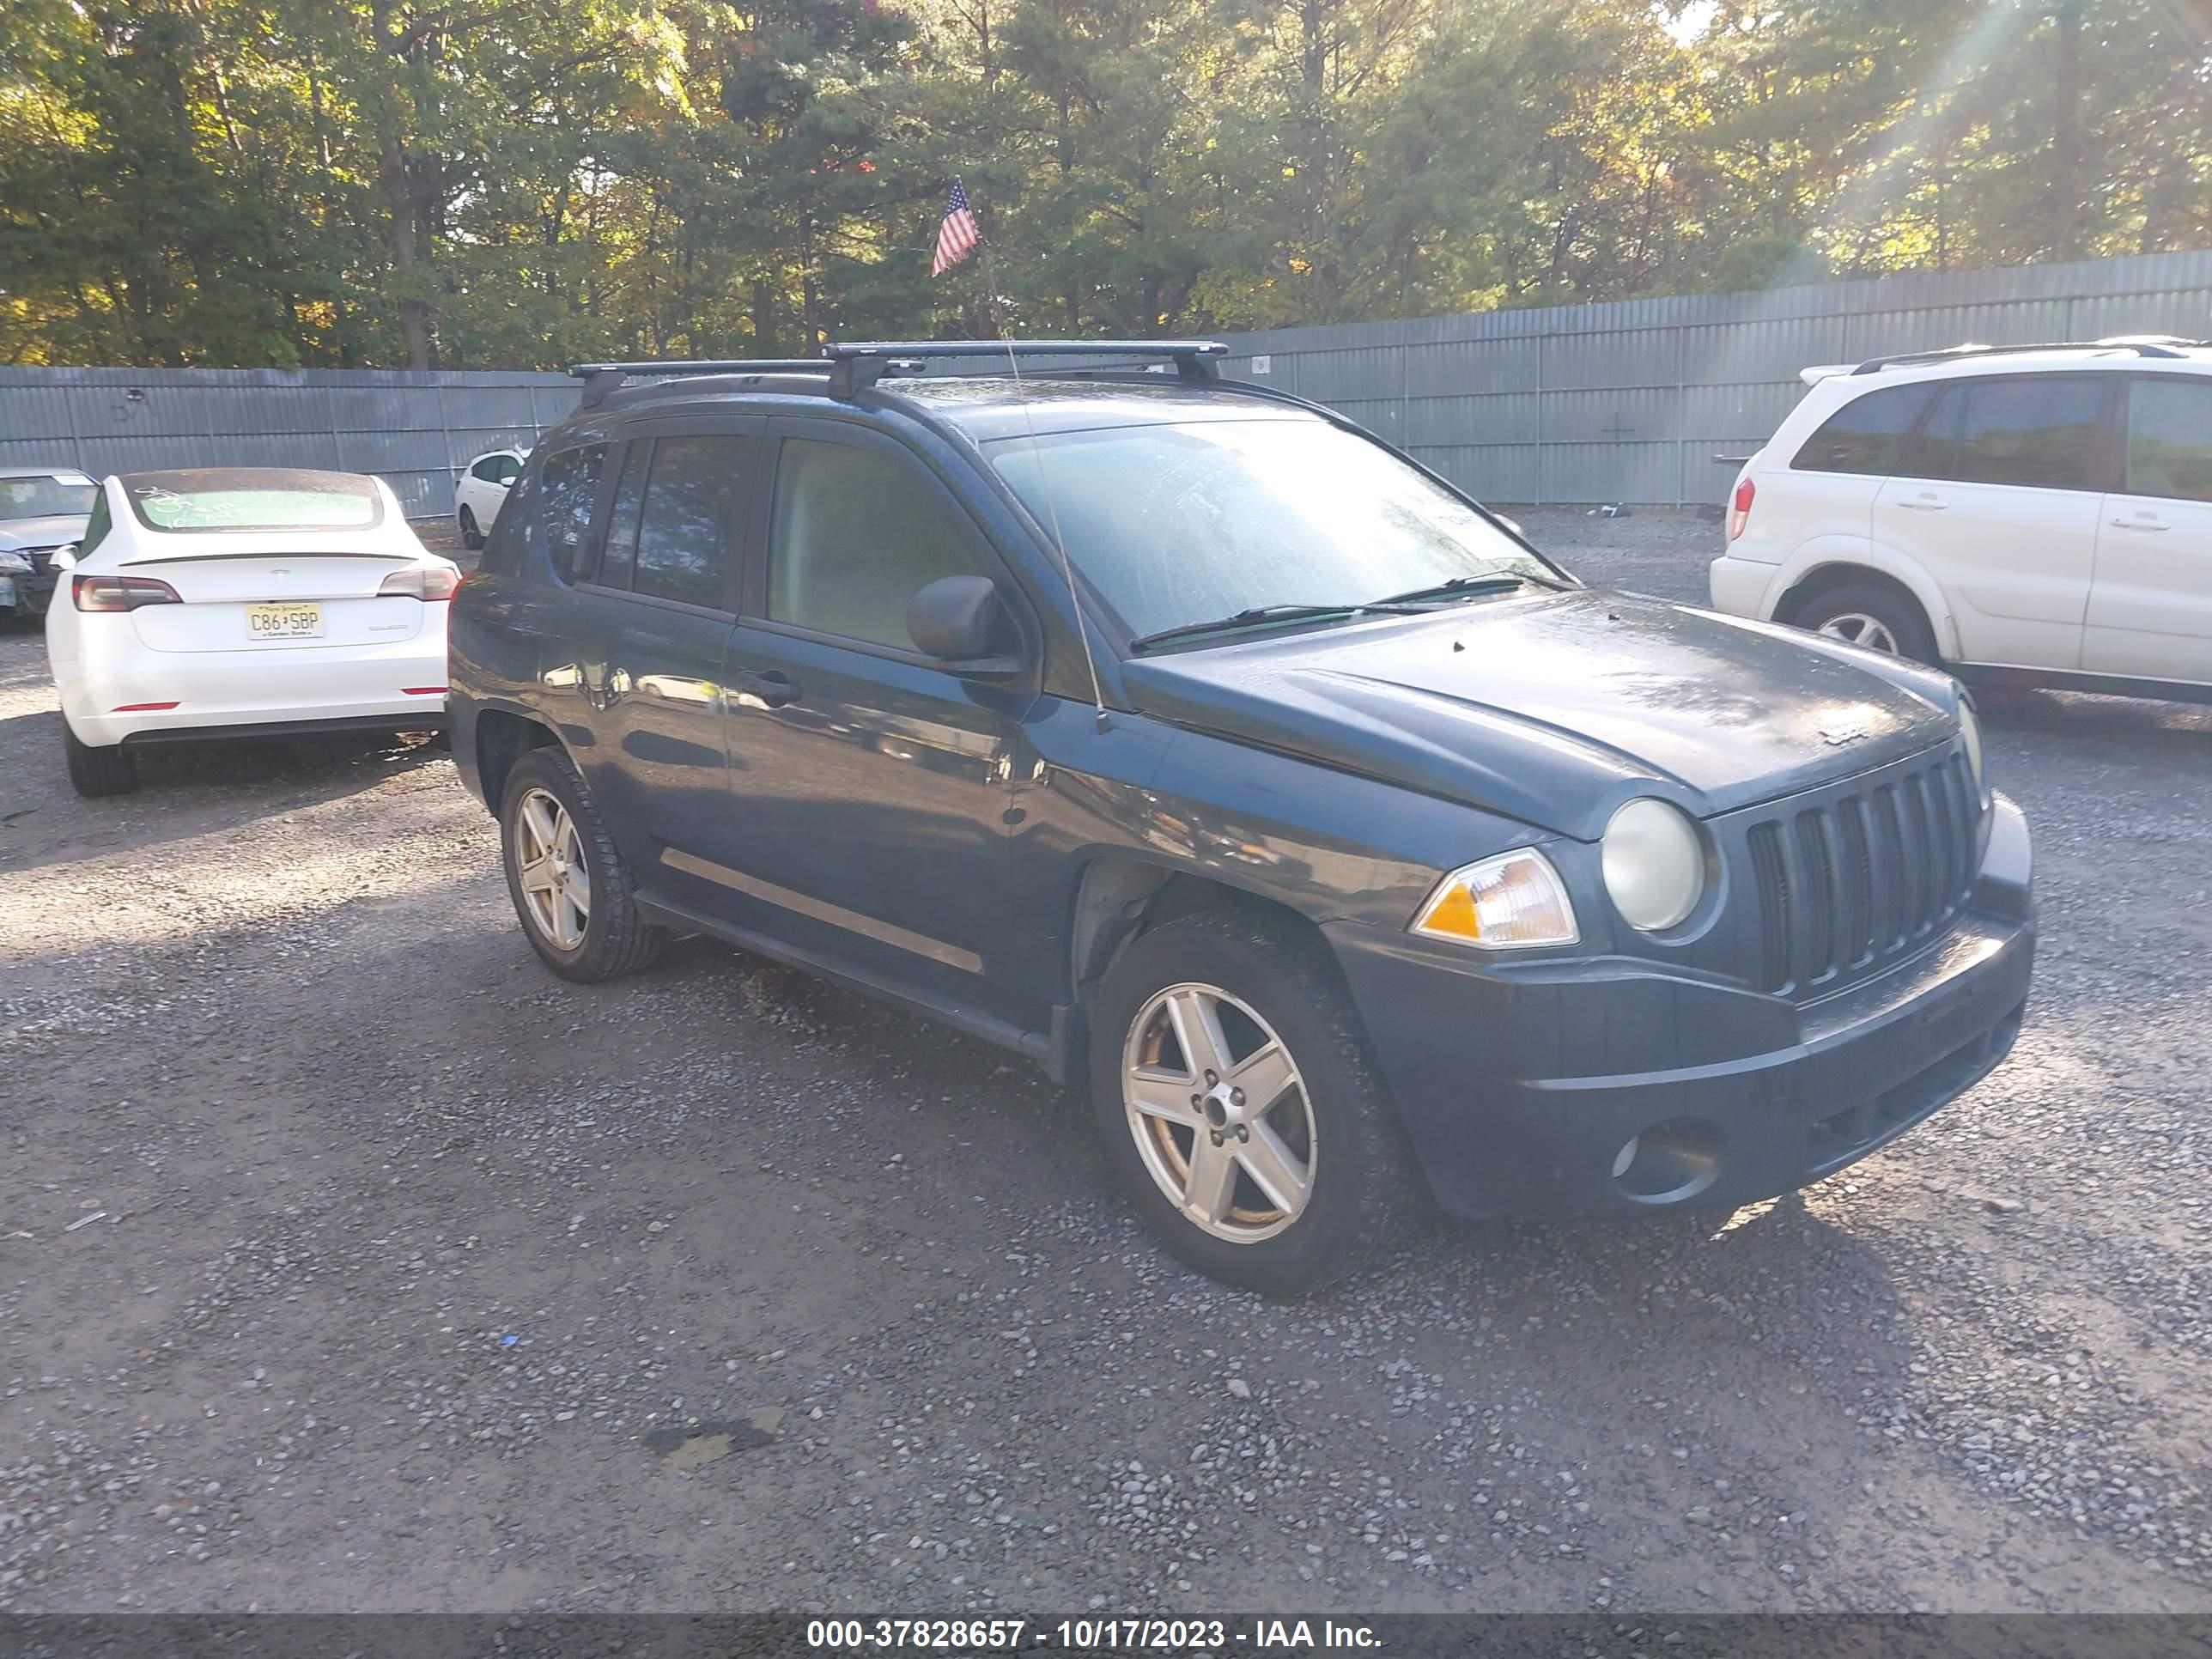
1790, 383, 1936, 476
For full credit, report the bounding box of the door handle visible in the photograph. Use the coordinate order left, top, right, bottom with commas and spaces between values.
2109, 516, 2170, 532
733, 668, 801, 708
1898, 497, 1948, 512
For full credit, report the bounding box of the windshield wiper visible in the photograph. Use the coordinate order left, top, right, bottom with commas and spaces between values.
1360, 570, 1565, 608
1128, 604, 1365, 652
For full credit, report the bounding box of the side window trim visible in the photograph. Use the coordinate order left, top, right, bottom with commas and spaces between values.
750, 416, 1030, 664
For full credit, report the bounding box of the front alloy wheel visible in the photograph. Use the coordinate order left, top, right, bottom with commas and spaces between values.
1085, 908, 1415, 1296
1124, 983, 1316, 1243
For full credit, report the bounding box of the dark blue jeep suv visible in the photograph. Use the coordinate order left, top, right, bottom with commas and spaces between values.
447, 341, 2033, 1295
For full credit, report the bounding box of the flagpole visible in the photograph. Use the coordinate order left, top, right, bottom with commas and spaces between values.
952, 184, 1109, 732
973, 232, 1008, 342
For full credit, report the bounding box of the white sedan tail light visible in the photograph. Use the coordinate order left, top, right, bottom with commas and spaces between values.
74, 574, 182, 611
378, 566, 461, 601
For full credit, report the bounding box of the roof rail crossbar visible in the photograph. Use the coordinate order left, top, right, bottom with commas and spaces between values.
1850, 337, 2201, 375
823, 338, 1229, 397
568, 356, 929, 407
567, 359, 834, 379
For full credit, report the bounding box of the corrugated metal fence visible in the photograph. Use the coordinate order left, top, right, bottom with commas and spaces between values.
0, 367, 577, 519
4, 249, 2209, 513
1216, 247, 2212, 507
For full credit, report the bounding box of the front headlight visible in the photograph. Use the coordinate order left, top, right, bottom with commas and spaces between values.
1601, 798, 1705, 933
1958, 696, 1987, 802
0, 550, 31, 576
1411, 848, 1579, 950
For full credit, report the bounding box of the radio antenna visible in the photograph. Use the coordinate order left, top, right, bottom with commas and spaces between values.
973, 232, 1109, 733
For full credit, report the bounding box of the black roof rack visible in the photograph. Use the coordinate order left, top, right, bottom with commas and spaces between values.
1850, 337, 2203, 375
568, 359, 835, 379
567, 356, 933, 407
566, 339, 1231, 405
823, 338, 1227, 396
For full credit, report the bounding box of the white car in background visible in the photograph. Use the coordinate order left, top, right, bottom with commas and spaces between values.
46, 467, 459, 797
1709, 337, 2212, 702
0, 466, 99, 620
453, 447, 528, 549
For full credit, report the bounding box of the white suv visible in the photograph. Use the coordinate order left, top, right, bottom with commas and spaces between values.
1710, 339, 2212, 700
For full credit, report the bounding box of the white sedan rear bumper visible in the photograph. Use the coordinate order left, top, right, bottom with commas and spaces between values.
61, 635, 448, 746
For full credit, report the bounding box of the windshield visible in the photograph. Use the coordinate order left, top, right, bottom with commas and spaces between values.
123, 468, 384, 533
987, 418, 1558, 643
0, 475, 96, 521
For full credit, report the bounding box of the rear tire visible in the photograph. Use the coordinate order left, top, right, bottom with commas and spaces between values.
459, 506, 484, 550
499, 746, 664, 982
1085, 908, 1417, 1297
62, 721, 137, 797
1792, 581, 1940, 665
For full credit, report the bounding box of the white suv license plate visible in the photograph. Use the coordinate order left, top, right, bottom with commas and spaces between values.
246, 602, 324, 640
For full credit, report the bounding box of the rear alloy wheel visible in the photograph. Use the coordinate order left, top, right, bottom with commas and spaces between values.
1794, 581, 1939, 665
459, 505, 484, 550
499, 747, 664, 982
61, 720, 137, 797
1087, 908, 1414, 1296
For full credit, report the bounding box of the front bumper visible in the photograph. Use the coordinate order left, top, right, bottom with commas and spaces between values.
1327, 796, 2034, 1220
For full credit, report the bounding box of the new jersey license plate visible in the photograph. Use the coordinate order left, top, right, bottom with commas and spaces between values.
246, 602, 323, 640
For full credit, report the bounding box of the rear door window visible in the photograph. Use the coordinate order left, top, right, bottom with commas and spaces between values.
538, 445, 607, 577
631, 435, 746, 611
591, 444, 652, 591
1949, 377, 2110, 491
1790, 383, 1936, 475
2123, 378, 2212, 501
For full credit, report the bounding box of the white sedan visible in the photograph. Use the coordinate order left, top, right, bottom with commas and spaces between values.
46, 467, 459, 797
453, 447, 528, 549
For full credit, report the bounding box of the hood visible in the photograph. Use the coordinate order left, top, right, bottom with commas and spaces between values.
1120, 588, 1960, 840
0, 515, 89, 550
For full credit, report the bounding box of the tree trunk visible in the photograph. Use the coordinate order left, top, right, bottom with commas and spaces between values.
381, 135, 434, 371
2051, 0, 2082, 259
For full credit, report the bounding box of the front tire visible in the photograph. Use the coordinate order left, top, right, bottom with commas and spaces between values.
62, 720, 137, 797
1793, 581, 1940, 665
459, 506, 484, 550
1085, 908, 1415, 1297
499, 747, 664, 982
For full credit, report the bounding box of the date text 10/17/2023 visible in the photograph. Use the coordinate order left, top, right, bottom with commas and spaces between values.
805, 1619, 1382, 1650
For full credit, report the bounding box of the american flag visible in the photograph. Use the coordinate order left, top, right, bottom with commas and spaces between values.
933, 178, 981, 276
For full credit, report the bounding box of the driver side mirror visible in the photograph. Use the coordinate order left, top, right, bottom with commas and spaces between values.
908, 575, 1022, 676
51, 544, 79, 572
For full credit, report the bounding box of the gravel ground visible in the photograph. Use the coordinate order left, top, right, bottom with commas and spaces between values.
3, 508, 2210, 1616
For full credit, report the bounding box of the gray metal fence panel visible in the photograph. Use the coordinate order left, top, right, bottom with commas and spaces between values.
0, 368, 578, 517
1228, 247, 2212, 504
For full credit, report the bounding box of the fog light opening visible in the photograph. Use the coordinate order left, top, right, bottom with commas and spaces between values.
1613, 1117, 1724, 1204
